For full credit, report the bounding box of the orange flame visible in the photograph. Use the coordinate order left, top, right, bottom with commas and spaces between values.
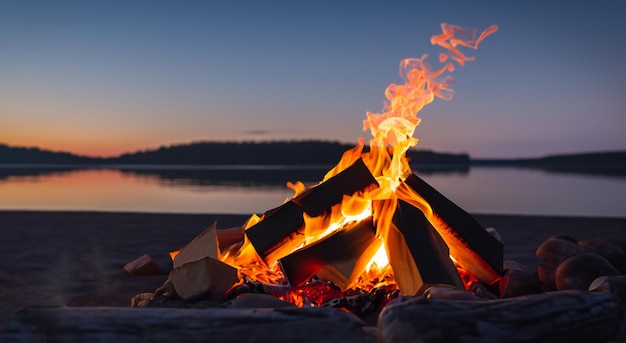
207, 23, 497, 305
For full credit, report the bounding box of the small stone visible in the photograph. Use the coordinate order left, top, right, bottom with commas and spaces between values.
579, 238, 626, 274
589, 275, 626, 305
536, 237, 585, 289
556, 253, 619, 291
130, 293, 154, 307
124, 254, 163, 276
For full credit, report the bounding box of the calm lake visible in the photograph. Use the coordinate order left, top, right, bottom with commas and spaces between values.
1, 165, 625, 218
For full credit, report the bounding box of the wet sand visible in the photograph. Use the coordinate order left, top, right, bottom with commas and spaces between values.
1, 210, 625, 322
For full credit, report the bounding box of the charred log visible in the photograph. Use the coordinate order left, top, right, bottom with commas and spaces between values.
292, 158, 378, 216
244, 201, 305, 260
400, 173, 503, 286
279, 218, 376, 287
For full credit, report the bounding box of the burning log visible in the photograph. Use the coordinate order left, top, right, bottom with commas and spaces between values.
399, 173, 504, 286
292, 158, 378, 216
378, 290, 623, 343
244, 201, 305, 260
279, 218, 376, 286
245, 158, 378, 262
384, 200, 464, 295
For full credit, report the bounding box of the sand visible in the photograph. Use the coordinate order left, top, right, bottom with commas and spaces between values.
1, 210, 625, 322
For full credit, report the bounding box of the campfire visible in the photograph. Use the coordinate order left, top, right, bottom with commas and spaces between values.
158, 23, 504, 314
3, 23, 624, 343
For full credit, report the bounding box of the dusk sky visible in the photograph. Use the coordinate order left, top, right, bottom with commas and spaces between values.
1, 1, 624, 158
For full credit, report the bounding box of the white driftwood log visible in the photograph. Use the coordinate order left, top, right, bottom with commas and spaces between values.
378, 290, 622, 343
0, 306, 375, 343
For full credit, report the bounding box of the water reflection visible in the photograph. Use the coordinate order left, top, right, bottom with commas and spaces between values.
1, 164, 624, 217
0, 164, 471, 187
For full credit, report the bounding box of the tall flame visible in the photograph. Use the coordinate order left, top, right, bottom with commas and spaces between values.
217, 23, 497, 303
363, 23, 497, 190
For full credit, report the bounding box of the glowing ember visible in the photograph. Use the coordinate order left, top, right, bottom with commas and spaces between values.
175, 23, 499, 308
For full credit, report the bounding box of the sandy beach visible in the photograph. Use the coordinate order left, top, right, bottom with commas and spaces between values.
1, 210, 625, 323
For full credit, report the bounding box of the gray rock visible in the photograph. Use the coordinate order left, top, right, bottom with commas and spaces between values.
536, 237, 584, 289
589, 275, 626, 305
555, 253, 619, 291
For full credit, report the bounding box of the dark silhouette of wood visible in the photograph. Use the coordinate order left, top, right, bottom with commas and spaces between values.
292, 158, 378, 216
400, 173, 503, 286
244, 201, 305, 260
246, 158, 377, 262
279, 218, 376, 286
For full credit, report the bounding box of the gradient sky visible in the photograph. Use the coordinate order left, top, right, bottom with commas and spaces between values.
1, 0, 625, 158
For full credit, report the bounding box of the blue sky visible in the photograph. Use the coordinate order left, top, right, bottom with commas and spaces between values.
1, 0, 624, 157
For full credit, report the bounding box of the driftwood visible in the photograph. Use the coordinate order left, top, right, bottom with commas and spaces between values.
1, 307, 376, 343
378, 290, 623, 343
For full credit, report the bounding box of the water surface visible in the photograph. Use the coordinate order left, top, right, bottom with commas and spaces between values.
1, 165, 624, 218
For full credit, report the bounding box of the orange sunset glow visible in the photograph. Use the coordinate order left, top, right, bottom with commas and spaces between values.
1, 1, 624, 159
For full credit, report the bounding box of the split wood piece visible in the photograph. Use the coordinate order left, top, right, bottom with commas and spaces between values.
171, 221, 218, 269
244, 201, 305, 260
216, 226, 245, 255
123, 254, 163, 276
0, 307, 376, 343
169, 256, 238, 302
387, 200, 464, 295
378, 290, 623, 343
316, 239, 383, 291
279, 218, 376, 287
292, 158, 378, 217
400, 173, 503, 286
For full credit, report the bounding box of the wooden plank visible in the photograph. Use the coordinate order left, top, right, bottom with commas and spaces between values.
399, 173, 503, 286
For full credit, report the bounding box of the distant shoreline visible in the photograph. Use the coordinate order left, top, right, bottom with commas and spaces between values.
1, 141, 625, 176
